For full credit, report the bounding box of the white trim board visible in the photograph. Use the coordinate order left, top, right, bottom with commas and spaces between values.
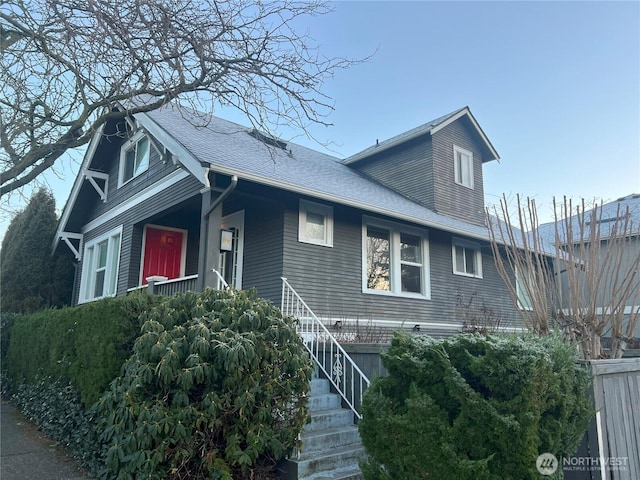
81, 169, 190, 234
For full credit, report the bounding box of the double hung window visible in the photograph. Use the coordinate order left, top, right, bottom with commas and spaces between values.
363, 220, 430, 297
80, 227, 122, 303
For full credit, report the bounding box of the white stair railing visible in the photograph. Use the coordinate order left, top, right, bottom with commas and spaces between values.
281, 277, 370, 419
212, 268, 231, 292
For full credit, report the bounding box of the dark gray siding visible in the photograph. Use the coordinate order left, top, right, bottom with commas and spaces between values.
431, 117, 487, 226
352, 136, 435, 210
281, 201, 521, 335
224, 195, 285, 304
74, 175, 203, 304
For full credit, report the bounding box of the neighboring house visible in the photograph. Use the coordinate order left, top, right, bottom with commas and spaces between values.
53, 103, 526, 337
537, 194, 640, 345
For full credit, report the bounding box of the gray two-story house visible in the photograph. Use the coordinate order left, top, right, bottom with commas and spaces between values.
53, 103, 523, 338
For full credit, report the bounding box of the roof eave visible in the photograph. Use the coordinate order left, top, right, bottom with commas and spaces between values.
430, 107, 500, 162
51, 124, 105, 253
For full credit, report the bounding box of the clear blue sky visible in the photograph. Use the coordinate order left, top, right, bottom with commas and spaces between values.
1, 0, 639, 238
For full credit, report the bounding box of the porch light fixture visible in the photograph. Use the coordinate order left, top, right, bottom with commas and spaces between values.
413, 324, 421, 332
220, 229, 233, 251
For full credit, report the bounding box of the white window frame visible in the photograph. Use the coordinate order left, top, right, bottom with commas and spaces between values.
79, 226, 123, 303
516, 264, 534, 311
453, 145, 474, 189
362, 217, 431, 299
452, 237, 483, 278
119, 131, 150, 187
298, 199, 333, 247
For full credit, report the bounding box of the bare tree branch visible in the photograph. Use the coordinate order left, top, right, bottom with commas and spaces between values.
488, 195, 640, 360
0, 0, 361, 197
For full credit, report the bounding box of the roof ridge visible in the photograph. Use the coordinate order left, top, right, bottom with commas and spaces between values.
342, 106, 469, 164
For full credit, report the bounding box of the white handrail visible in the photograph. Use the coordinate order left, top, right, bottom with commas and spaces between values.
281, 277, 371, 419
212, 268, 231, 291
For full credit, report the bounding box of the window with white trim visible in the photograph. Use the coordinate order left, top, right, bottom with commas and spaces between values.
299, 199, 333, 247
80, 226, 122, 303
119, 133, 150, 185
516, 264, 534, 310
453, 145, 474, 189
363, 220, 430, 297
452, 238, 483, 278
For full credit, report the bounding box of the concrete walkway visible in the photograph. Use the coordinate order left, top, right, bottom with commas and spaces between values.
1, 398, 89, 480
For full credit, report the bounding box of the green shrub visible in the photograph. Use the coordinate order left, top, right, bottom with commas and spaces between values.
11, 377, 99, 469
95, 288, 312, 480
359, 332, 592, 480
1, 312, 19, 371
5, 292, 157, 404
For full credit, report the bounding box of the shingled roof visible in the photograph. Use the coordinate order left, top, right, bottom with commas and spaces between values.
138, 104, 494, 240
342, 106, 499, 165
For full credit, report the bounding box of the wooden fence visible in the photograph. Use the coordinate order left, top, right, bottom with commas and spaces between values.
584, 358, 640, 480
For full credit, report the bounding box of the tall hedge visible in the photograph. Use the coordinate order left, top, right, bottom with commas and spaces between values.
359, 332, 592, 480
0, 187, 74, 312
5, 292, 158, 404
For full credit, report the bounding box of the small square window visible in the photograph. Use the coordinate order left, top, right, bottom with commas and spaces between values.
299, 200, 333, 247
452, 238, 483, 278
453, 145, 474, 189
119, 134, 150, 185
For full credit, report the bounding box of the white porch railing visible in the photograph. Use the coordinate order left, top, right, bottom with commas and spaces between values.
281, 277, 371, 419
127, 274, 199, 296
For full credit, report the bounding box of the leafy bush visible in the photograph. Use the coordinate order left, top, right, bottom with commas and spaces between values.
359, 332, 592, 480
11, 376, 99, 468
1, 312, 19, 370
95, 288, 312, 480
5, 292, 157, 404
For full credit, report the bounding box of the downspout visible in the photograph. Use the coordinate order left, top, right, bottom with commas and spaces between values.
206, 174, 238, 217
198, 171, 238, 290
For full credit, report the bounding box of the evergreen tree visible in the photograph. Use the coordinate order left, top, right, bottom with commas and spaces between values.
1, 188, 73, 312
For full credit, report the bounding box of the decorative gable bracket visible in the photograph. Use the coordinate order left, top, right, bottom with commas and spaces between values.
59, 232, 83, 260
85, 170, 109, 202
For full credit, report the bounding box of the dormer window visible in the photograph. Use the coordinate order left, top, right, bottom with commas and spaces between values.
453, 145, 474, 189
119, 132, 150, 186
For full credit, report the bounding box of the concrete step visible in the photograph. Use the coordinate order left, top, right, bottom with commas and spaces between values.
307, 392, 341, 411
306, 407, 354, 431
296, 444, 366, 479
310, 378, 330, 395
300, 424, 361, 455
304, 466, 363, 480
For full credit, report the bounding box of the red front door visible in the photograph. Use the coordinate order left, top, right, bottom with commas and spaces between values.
142, 226, 184, 284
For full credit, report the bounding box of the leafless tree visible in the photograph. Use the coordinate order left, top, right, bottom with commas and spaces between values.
0, 0, 358, 197
488, 195, 640, 360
